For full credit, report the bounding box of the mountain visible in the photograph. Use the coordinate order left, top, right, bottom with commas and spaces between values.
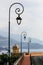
22, 43, 43, 49
0, 35, 43, 51
0, 35, 20, 51
29, 43, 43, 49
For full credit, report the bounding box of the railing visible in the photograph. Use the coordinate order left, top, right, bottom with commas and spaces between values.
13, 55, 23, 65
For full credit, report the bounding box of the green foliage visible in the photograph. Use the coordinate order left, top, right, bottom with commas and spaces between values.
0, 53, 22, 65
0, 54, 8, 65
10, 53, 22, 65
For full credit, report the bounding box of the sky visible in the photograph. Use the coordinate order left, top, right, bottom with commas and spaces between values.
0, 0, 43, 41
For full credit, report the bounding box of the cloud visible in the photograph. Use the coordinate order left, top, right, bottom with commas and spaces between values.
0, 0, 43, 41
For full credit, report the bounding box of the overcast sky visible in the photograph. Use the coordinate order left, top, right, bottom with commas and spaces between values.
0, 0, 43, 41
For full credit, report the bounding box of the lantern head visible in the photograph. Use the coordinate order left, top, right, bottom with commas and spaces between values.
23, 34, 26, 40
16, 15, 22, 25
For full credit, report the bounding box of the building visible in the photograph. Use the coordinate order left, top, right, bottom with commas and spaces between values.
12, 44, 19, 53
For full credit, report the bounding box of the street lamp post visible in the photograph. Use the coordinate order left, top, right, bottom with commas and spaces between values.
28, 37, 31, 53
28, 39, 29, 53
21, 32, 27, 53
8, 2, 24, 64
28, 37, 32, 65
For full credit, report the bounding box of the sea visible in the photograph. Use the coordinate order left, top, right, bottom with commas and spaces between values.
0, 49, 43, 54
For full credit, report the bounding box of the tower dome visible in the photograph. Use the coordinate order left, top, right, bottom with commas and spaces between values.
12, 44, 19, 53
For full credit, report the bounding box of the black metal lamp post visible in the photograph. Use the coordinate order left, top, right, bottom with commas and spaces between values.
28, 37, 31, 53
21, 32, 27, 53
28, 37, 32, 65
8, 2, 24, 64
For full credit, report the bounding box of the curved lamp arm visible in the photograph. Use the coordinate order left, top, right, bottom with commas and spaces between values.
21, 31, 27, 40
21, 31, 27, 53
9, 2, 24, 22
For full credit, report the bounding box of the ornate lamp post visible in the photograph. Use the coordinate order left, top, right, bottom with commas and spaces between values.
21, 32, 27, 53
8, 2, 24, 57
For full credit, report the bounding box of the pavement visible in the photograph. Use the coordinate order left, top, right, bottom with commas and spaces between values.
20, 53, 31, 65
16, 52, 43, 65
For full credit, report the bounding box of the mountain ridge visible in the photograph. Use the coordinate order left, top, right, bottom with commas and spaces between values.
0, 35, 43, 51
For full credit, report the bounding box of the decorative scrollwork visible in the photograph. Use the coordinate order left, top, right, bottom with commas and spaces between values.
15, 8, 21, 15
9, 2, 24, 15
